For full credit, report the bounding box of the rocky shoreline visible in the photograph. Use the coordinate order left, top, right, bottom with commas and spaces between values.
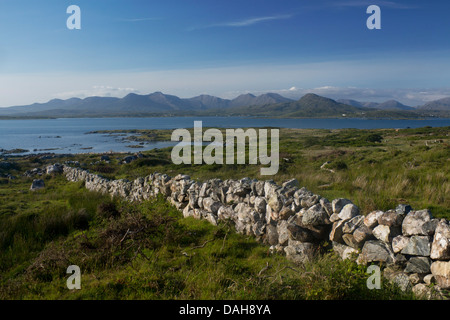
33, 163, 450, 299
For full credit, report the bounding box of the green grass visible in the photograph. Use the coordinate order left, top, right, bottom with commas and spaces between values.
0, 194, 414, 300
0, 176, 112, 274
83, 126, 449, 218
0, 126, 448, 300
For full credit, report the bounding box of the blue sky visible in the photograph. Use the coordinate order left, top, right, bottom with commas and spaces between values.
1, 0, 450, 107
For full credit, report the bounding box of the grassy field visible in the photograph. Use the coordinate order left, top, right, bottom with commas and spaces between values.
0, 126, 448, 300
84, 126, 449, 218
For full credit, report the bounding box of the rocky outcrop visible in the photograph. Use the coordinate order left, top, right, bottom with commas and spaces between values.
61, 165, 450, 298
30, 179, 45, 190
46, 163, 64, 175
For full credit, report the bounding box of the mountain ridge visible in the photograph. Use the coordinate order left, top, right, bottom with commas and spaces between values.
226, 93, 371, 118
0, 92, 294, 116
0, 91, 449, 118
418, 97, 450, 111
337, 99, 414, 110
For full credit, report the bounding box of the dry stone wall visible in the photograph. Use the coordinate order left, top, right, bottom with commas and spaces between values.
62, 165, 450, 298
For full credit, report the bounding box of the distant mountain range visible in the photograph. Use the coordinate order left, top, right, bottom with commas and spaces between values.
337, 99, 415, 111
417, 97, 450, 111
0, 92, 292, 117
0, 91, 449, 118
227, 93, 368, 118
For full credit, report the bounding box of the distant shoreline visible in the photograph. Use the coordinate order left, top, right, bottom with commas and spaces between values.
1, 114, 449, 121
1, 118, 449, 157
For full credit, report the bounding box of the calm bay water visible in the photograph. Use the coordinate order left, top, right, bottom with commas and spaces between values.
0, 117, 449, 155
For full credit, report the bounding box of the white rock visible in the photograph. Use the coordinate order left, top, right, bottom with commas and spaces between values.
202, 197, 221, 214
332, 241, 359, 260
412, 283, 432, 299
430, 261, 450, 289
329, 220, 346, 243
364, 210, 384, 229
430, 219, 450, 260
277, 220, 290, 246
329, 213, 340, 222
353, 225, 373, 243
378, 210, 404, 227
338, 203, 359, 221
392, 235, 410, 253
254, 196, 267, 214
423, 274, 436, 285
332, 198, 352, 214
402, 209, 435, 236
372, 225, 392, 243
342, 215, 364, 234
302, 204, 328, 226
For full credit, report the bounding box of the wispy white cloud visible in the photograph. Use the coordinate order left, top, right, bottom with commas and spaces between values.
220, 14, 293, 27
190, 14, 293, 30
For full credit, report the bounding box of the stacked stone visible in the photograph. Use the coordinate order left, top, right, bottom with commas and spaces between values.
177, 176, 334, 266
61, 165, 450, 298
330, 202, 450, 297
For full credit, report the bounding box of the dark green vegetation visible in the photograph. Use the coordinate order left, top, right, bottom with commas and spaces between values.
86, 129, 174, 143
0, 126, 448, 299
0, 181, 411, 300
